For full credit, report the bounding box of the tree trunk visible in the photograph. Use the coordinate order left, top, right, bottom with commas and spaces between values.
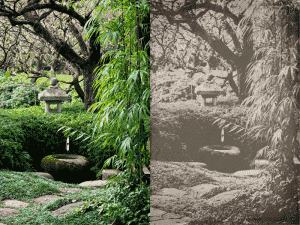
82, 64, 98, 111
237, 20, 254, 103
236, 65, 247, 103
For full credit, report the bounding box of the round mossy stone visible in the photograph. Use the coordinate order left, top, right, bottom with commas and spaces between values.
40, 154, 90, 183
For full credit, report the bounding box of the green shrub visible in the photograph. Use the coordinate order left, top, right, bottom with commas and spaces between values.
67, 170, 150, 224
0, 71, 46, 109
0, 102, 98, 172
152, 102, 267, 163
0, 110, 33, 171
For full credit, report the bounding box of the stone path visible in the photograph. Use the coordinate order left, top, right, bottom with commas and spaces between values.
0, 170, 119, 223
150, 169, 265, 224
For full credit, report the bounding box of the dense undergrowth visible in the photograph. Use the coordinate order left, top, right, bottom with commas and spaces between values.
0, 99, 150, 224
151, 99, 266, 164
151, 100, 300, 224
0, 169, 150, 224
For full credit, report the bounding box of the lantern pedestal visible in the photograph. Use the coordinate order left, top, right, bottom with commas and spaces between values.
45, 101, 63, 113
38, 78, 70, 114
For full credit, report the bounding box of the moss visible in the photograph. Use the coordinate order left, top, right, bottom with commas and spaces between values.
41, 154, 89, 173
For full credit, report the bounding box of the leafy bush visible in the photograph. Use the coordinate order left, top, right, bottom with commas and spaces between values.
0, 102, 99, 173
0, 71, 46, 109
151, 102, 267, 164
0, 110, 33, 171
67, 170, 150, 224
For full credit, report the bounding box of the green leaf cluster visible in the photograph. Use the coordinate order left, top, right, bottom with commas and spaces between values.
75, 0, 150, 178
0, 71, 46, 109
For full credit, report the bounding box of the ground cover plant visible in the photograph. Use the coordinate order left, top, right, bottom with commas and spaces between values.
0, 169, 149, 224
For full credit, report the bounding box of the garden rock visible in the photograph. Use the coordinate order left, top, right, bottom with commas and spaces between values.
232, 170, 265, 177
31, 172, 54, 181
102, 169, 122, 180
0, 208, 21, 218
161, 188, 186, 197
254, 159, 274, 170
150, 208, 192, 225
79, 180, 110, 188
206, 190, 242, 207
32, 195, 64, 204
1, 199, 30, 208
190, 184, 218, 199
50, 201, 87, 218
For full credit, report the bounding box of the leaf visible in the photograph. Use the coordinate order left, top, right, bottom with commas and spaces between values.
4, 70, 12, 79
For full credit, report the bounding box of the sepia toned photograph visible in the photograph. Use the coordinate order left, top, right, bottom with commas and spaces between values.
150, 0, 300, 224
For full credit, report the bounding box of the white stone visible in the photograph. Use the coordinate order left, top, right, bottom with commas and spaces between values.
207, 190, 242, 207
190, 184, 218, 198
1, 199, 30, 208
161, 188, 186, 197
78, 180, 109, 188
232, 170, 264, 177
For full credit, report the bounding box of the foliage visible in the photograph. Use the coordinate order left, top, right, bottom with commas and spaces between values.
67, 170, 150, 224
60, 0, 150, 181
0, 102, 101, 173
0, 170, 107, 224
213, 2, 300, 222
0, 71, 46, 109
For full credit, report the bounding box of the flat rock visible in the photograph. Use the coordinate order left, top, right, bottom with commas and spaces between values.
51, 201, 87, 218
150, 218, 191, 225
31, 172, 54, 181
190, 184, 218, 198
207, 190, 242, 207
254, 159, 273, 169
102, 169, 121, 180
0, 208, 21, 218
163, 213, 183, 219
1, 199, 30, 208
150, 195, 177, 206
57, 187, 85, 193
32, 195, 63, 204
151, 208, 166, 218
161, 188, 186, 197
78, 180, 108, 188
232, 170, 264, 177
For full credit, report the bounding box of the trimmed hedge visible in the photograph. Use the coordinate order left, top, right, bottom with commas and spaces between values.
151, 101, 267, 165
0, 102, 116, 177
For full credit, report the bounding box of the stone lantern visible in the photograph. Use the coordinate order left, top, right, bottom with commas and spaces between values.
38, 78, 70, 113
195, 75, 225, 106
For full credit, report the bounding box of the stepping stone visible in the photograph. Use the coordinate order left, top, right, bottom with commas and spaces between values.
32, 195, 64, 204
206, 190, 242, 207
150, 218, 191, 225
1, 199, 30, 208
150, 195, 177, 202
57, 187, 85, 193
30, 172, 54, 181
232, 170, 264, 177
190, 184, 218, 198
51, 201, 87, 218
163, 213, 182, 219
254, 159, 273, 169
102, 169, 121, 180
151, 208, 166, 218
160, 188, 186, 197
78, 180, 109, 188
0, 207, 21, 218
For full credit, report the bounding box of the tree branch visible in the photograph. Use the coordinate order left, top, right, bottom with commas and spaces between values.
18, 2, 87, 26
